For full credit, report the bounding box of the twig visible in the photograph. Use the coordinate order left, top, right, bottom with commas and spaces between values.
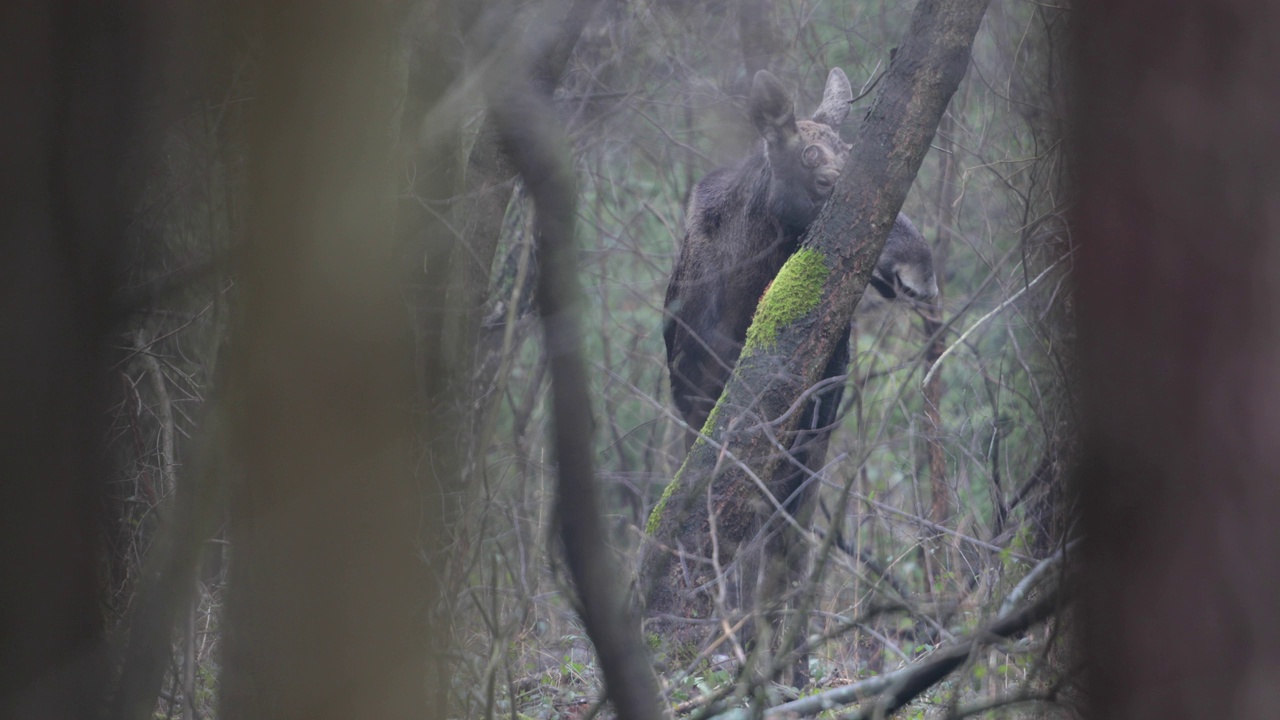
1000, 539, 1077, 616
182, 583, 198, 720
849, 489, 1035, 563
921, 257, 1064, 389
852, 59, 886, 103
136, 330, 178, 497
704, 585, 1061, 719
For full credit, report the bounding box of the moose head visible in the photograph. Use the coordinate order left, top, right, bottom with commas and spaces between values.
747, 68, 854, 229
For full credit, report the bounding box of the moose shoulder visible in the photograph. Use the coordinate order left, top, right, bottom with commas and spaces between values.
664, 68, 937, 448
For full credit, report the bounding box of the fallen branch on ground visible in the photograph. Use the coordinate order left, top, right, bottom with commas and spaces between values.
704, 584, 1061, 719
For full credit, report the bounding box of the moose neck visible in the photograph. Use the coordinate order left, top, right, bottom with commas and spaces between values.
740, 147, 820, 258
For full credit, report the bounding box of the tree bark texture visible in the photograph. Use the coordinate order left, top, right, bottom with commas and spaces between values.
1075, 1, 1280, 718
642, 0, 991, 635
217, 3, 436, 718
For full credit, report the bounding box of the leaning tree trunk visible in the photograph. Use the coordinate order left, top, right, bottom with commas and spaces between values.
641, 0, 991, 649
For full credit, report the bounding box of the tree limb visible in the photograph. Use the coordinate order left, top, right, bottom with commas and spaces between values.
488, 50, 666, 720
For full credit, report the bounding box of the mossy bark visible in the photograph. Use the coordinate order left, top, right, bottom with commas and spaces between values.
640, 0, 991, 649
646, 251, 828, 536
743, 248, 830, 354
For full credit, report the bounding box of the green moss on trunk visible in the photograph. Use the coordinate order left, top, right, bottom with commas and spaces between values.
743, 248, 829, 354
648, 251, 827, 536
646, 472, 681, 535
646, 403, 718, 535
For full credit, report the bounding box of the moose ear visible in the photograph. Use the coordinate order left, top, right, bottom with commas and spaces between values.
811, 67, 853, 127
749, 70, 797, 146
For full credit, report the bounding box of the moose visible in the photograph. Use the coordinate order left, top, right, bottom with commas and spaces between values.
664, 67, 938, 463
656, 68, 937, 677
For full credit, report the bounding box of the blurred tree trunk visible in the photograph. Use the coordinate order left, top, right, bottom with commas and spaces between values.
1075, 1, 1280, 718
109, 6, 244, 716
399, 2, 466, 407
642, 0, 990, 642
0, 3, 151, 719
217, 2, 439, 718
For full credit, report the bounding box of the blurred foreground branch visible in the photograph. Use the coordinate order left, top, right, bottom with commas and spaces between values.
489, 48, 666, 720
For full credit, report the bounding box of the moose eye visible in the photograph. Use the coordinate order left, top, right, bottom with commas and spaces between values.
801, 144, 824, 168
